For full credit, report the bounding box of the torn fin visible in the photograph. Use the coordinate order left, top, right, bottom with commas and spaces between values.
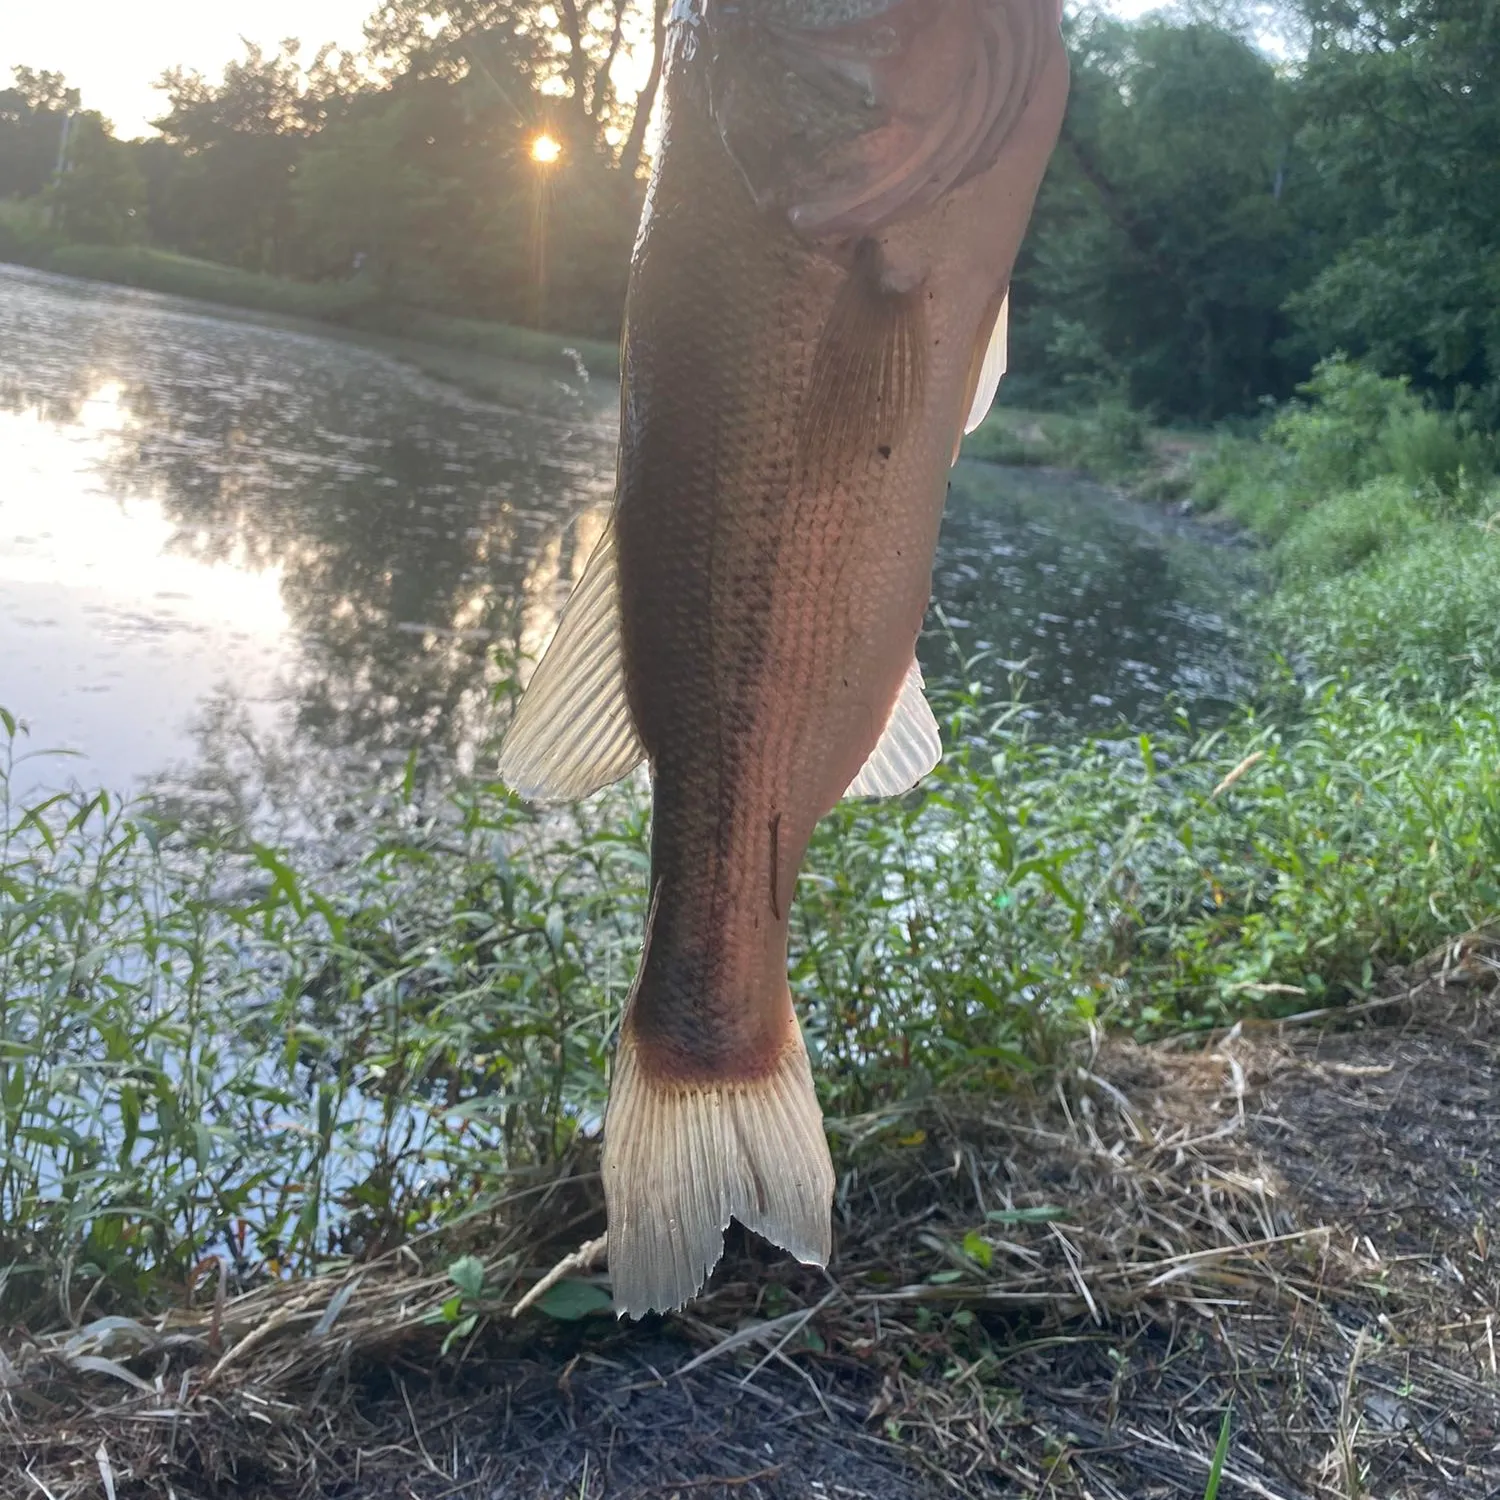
496, 521, 646, 804
800, 239, 925, 477
602, 1015, 834, 1319
964, 292, 1009, 434
845, 657, 942, 798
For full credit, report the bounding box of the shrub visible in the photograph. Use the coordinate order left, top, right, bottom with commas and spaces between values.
0, 195, 59, 262
1273, 475, 1430, 580
1265, 521, 1500, 699
1044, 400, 1151, 483
1269, 355, 1495, 505
1379, 405, 1496, 503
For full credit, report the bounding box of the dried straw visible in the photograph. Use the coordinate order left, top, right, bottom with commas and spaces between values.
3, 930, 1496, 1498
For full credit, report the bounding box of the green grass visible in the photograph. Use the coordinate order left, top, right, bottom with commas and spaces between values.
46, 244, 376, 321
1186, 356, 1499, 545
1266, 524, 1500, 700
1272, 474, 1430, 580
1, 239, 620, 381
1203, 1405, 1233, 1500
3, 347, 1498, 1331
6, 534, 1500, 1324
364, 303, 619, 379
960, 406, 1057, 467
964, 398, 1185, 497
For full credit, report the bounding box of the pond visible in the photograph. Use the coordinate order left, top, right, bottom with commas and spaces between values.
0, 262, 1251, 818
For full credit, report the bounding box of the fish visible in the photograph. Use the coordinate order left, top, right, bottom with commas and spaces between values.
498, 0, 1069, 1317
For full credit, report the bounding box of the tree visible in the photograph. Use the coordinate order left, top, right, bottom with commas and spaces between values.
1288, 0, 1500, 414
9, 66, 79, 114
50, 113, 146, 245
149, 41, 351, 272
293, 91, 467, 294
363, 0, 667, 172
1014, 13, 1312, 419
0, 66, 78, 200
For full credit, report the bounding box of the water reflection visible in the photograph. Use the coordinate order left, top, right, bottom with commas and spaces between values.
1, 262, 1250, 825
929, 464, 1252, 727
0, 264, 614, 807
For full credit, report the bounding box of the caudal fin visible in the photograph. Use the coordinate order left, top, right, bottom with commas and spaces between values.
602, 1018, 835, 1319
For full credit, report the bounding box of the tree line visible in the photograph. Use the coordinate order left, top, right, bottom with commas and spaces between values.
1, 0, 1494, 424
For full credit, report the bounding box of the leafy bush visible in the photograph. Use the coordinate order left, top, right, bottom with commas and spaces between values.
1273, 475, 1429, 580
1265, 522, 1500, 699
1268, 355, 1495, 505
961, 408, 1053, 467
1044, 400, 1152, 483
1380, 404, 1496, 502
1191, 356, 1498, 563
1187, 434, 1300, 538
0, 196, 58, 262
1267, 356, 1419, 495
962, 401, 1152, 486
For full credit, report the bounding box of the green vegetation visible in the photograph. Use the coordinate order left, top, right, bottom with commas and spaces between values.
0, 239, 620, 379
1011, 0, 1500, 424
3, 8, 1498, 1437
7, 345, 1500, 1320
17, 240, 373, 317
0, 22, 644, 345
963, 400, 1155, 486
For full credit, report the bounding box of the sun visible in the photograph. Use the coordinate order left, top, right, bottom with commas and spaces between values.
530, 134, 562, 165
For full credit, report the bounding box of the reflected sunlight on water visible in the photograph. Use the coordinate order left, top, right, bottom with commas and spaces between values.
0, 264, 617, 815
0, 387, 293, 792
0, 262, 1251, 830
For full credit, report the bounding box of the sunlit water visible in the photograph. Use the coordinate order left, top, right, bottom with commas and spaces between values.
1, 262, 1251, 821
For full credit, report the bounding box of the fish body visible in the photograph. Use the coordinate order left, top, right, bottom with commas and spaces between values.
499, 0, 1068, 1316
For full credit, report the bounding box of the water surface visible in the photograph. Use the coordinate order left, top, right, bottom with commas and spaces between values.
0, 263, 1249, 817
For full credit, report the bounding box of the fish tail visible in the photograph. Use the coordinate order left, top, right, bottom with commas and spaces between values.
601, 998, 835, 1319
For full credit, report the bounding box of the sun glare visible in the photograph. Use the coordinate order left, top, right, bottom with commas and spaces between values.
530, 134, 562, 166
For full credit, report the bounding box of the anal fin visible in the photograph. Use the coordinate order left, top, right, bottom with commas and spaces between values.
844, 657, 942, 798
602, 1014, 835, 1319
496, 520, 646, 804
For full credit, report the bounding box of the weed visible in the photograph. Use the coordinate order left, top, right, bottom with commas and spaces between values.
4, 351, 1499, 1326
6, 601, 1499, 1321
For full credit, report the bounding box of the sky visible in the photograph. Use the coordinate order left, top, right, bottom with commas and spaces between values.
2, 0, 1167, 141
1, 0, 378, 138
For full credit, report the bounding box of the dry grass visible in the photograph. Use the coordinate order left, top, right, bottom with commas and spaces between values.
3, 930, 1497, 1499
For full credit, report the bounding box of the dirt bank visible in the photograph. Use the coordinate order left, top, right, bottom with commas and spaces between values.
5, 932, 1496, 1499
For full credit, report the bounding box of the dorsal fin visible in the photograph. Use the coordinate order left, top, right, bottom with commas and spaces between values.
496, 521, 646, 804
845, 657, 942, 798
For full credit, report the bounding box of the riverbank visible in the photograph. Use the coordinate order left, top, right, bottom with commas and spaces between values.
7, 953, 1498, 1498
0, 243, 620, 400
964, 398, 1212, 504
